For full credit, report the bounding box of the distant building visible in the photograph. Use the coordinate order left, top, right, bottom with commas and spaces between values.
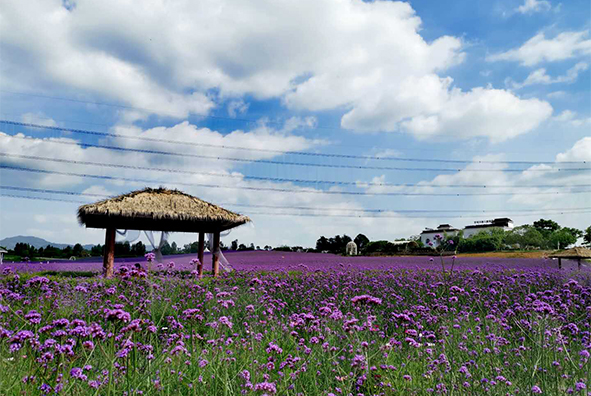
0, 248, 6, 265
420, 224, 460, 248
463, 218, 514, 238
391, 240, 412, 245
420, 218, 515, 248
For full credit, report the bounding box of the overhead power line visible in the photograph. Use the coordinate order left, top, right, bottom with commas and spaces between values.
2, 153, 589, 189
214, 203, 591, 214
2, 134, 590, 172
2, 190, 591, 219
0, 113, 563, 157
1, 166, 590, 197
1, 193, 87, 204
0, 91, 580, 146
1, 120, 586, 166
3, 185, 591, 215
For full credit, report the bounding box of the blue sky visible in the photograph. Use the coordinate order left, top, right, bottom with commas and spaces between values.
0, 0, 589, 248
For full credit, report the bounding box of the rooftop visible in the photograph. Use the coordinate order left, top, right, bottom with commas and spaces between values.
78, 188, 251, 233
549, 247, 591, 259
465, 218, 513, 229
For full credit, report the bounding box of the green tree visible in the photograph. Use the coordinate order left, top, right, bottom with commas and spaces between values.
14, 243, 35, 258
505, 225, 546, 249
131, 241, 146, 256
457, 229, 506, 253
231, 239, 238, 250
114, 241, 131, 256
90, 244, 103, 256
354, 234, 370, 253
316, 236, 329, 252
561, 227, 583, 240
364, 240, 396, 255
72, 243, 84, 257
42, 245, 61, 258
184, 241, 200, 253
584, 226, 591, 247
549, 229, 577, 249
533, 219, 560, 237
160, 241, 172, 256
273, 246, 292, 252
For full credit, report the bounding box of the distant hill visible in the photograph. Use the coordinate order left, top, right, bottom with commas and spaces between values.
0, 235, 95, 250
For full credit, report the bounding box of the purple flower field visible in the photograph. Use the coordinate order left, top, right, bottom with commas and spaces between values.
2, 250, 588, 274
1, 253, 590, 395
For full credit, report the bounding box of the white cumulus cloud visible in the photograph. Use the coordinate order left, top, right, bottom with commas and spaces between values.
507, 62, 589, 89
515, 0, 552, 14
21, 113, 57, 127
0, 0, 552, 141
487, 31, 591, 66
341, 75, 552, 142
552, 110, 591, 127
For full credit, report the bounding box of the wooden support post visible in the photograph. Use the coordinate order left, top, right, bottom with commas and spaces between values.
103, 227, 116, 278
558, 258, 562, 270
197, 232, 205, 278
578, 258, 581, 271
212, 231, 220, 278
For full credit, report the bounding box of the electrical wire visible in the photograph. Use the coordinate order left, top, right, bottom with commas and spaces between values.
2, 135, 590, 172
2, 120, 586, 165
0, 91, 582, 147
1, 167, 590, 197
2, 192, 590, 219
3, 185, 591, 214
1, 153, 589, 189
0, 112, 561, 157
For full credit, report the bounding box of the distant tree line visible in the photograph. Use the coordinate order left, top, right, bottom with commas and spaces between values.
313, 233, 417, 255
311, 219, 590, 256
91, 241, 147, 257
10, 242, 89, 260
7, 241, 149, 261
5, 238, 271, 261
455, 219, 586, 253
5, 219, 589, 261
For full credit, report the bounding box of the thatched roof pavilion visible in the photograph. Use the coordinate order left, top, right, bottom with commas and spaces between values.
549, 247, 591, 270
78, 188, 250, 278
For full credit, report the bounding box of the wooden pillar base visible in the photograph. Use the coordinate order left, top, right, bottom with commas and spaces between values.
197, 232, 205, 278
558, 258, 562, 270
212, 231, 220, 278
103, 227, 116, 278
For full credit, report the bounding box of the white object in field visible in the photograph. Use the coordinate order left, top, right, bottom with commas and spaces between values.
346, 241, 358, 256
144, 231, 169, 263
116, 230, 140, 243
207, 232, 233, 272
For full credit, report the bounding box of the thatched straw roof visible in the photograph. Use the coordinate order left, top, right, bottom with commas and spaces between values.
549, 247, 591, 259
78, 188, 250, 232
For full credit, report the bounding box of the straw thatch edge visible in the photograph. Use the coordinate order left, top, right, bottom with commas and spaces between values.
549, 247, 591, 259
77, 187, 251, 226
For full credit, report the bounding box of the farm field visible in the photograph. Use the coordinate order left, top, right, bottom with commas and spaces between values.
1, 252, 590, 395
2, 250, 588, 274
